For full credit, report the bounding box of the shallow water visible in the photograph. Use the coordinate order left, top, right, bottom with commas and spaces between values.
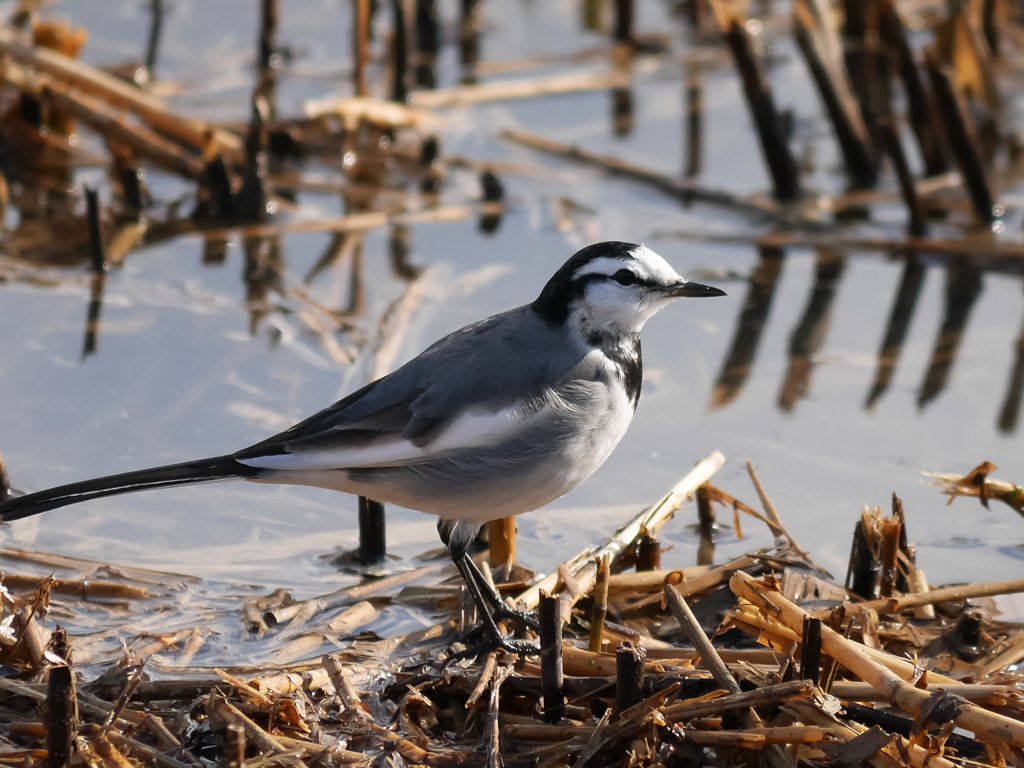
1, 0, 1023, 669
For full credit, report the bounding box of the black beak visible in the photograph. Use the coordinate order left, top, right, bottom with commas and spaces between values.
666, 280, 727, 298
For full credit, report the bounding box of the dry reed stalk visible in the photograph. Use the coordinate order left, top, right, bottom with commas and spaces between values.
731, 571, 1024, 746
488, 517, 516, 571
266, 563, 439, 625
303, 96, 433, 129
925, 463, 1024, 516
205, 692, 287, 754
613, 642, 645, 714
745, 460, 812, 562
465, 652, 496, 708
664, 585, 737, 694
517, 450, 725, 613
322, 655, 368, 717
2, 60, 207, 180
409, 71, 628, 109
845, 577, 1024, 615
622, 554, 754, 613
197, 206, 470, 242
735, 600, 958, 683
0, 26, 241, 159
605, 566, 711, 594
1, 573, 149, 600
0, 549, 200, 585
212, 669, 272, 706
588, 554, 609, 653
45, 630, 75, 768
830, 681, 1017, 704
662, 679, 813, 722
486, 665, 510, 768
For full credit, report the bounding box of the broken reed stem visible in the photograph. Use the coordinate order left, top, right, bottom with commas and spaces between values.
357, 497, 386, 565
696, 483, 715, 566
517, 450, 725, 613
486, 666, 510, 768
664, 584, 738, 694
0, 26, 241, 159
353, 0, 369, 97
877, 515, 901, 599
923, 47, 995, 225
635, 526, 660, 571
45, 630, 76, 768
847, 576, 1024, 616
409, 70, 628, 109
538, 590, 564, 724
792, 0, 876, 189
223, 725, 244, 768
662, 679, 813, 721
745, 460, 812, 562
710, 1, 800, 201
799, 616, 821, 685
731, 571, 1024, 747
488, 517, 516, 572
589, 554, 610, 653
614, 642, 644, 714
878, 120, 926, 237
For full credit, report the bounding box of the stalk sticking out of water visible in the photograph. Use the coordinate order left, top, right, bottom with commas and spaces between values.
588, 554, 609, 653
613, 641, 644, 714
538, 590, 563, 724
357, 497, 387, 566
488, 517, 515, 575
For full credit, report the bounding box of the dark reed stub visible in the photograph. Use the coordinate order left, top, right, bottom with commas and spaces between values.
357, 497, 387, 566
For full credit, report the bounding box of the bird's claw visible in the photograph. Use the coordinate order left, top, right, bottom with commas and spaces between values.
444, 633, 539, 666
493, 605, 539, 632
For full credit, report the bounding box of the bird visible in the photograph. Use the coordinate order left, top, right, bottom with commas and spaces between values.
0, 241, 724, 654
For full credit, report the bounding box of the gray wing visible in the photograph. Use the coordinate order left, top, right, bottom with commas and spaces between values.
234, 306, 586, 470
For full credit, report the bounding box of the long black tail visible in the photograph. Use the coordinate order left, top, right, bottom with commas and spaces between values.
0, 456, 261, 521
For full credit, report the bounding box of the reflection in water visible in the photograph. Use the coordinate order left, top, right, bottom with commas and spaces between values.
459, 0, 480, 85
202, 236, 229, 266
612, 87, 634, 137
778, 250, 846, 412
415, 0, 440, 89
865, 254, 926, 410
998, 303, 1024, 434
918, 259, 984, 409
145, 0, 164, 78
685, 64, 703, 179
390, 224, 422, 281
243, 235, 284, 336
81, 272, 105, 360
709, 247, 784, 411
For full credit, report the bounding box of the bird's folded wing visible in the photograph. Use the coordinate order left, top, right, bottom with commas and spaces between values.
235, 401, 540, 471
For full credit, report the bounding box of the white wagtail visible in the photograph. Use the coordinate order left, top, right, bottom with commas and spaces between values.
0, 241, 724, 652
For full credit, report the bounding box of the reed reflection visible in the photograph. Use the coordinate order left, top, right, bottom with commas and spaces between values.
865, 254, 926, 410
778, 249, 846, 413
709, 246, 784, 411
999, 305, 1024, 435
918, 259, 983, 410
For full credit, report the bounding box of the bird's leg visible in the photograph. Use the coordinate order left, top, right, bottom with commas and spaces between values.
461, 555, 539, 631
452, 553, 538, 656
437, 518, 538, 659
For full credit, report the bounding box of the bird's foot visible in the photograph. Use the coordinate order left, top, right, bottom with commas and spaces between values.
493, 604, 539, 632
445, 633, 539, 666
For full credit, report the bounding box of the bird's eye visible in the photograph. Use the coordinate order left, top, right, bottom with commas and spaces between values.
613, 270, 637, 286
